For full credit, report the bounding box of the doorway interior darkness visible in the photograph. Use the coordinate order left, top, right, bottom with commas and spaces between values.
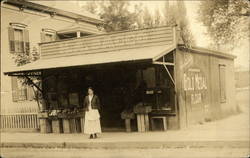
43, 62, 175, 132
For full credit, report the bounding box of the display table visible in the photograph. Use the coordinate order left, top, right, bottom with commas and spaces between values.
133, 105, 152, 132
38, 111, 84, 133
121, 110, 135, 132
150, 116, 167, 131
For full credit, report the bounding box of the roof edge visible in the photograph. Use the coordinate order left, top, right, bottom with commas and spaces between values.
4, 0, 103, 25
178, 45, 236, 60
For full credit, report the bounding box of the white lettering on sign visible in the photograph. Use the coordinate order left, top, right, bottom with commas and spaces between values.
191, 93, 202, 104
184, 68, 207, 105
184, 72, 207, 91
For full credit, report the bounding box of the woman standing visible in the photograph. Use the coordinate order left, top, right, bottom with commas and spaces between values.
83, 87, 102, 139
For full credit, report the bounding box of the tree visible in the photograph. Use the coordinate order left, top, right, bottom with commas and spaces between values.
198, 0, 249, 50
154, 7, 162, 27
142, 6, 154, 28
97, 1, 139, 32
163, 0, 195, 48
13, 47, 42, 110
83, 1, 164, 31
82, 1, 98, 14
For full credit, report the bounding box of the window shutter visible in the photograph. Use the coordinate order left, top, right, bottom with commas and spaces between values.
27, 86, 34, 101
23, 29, 30, 55
8, 27, 15, 53
40, 32, 46, 43
11, 77, 19, 102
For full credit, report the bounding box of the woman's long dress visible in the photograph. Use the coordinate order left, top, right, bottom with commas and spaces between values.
84, 96, 102, 134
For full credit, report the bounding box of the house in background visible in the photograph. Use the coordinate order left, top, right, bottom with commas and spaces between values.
1, 0, 103, 131
235, 66, 249, 89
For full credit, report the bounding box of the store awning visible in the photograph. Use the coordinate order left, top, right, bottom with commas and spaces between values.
4, 45, 176, 76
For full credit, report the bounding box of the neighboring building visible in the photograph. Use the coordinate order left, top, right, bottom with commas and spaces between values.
1, 0, 103, 131
4, 24, 237, 133
235, 66, 249, 89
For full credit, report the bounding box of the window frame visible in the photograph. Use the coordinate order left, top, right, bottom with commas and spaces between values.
219, 64, 227, 103
8, 23, 29, 55
41, 28, 57, 43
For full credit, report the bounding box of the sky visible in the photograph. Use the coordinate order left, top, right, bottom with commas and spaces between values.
32, 1, 249, 69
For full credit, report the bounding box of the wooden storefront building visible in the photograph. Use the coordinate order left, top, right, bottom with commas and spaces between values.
4, 26, 237, 133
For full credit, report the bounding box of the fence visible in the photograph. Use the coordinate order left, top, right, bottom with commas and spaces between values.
0, 113, 39, 129
0, 101, 40, 131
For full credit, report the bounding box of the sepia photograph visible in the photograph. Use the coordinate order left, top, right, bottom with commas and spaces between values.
0, 0, 249, 157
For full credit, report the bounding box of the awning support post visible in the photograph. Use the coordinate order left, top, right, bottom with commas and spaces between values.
163, 56, 175, 86
24, 76, 43, 93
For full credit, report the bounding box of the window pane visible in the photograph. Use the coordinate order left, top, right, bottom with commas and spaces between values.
14, 29, 24, 53
14, 29, 23, 41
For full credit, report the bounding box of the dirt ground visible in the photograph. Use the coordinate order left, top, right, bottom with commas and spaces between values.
1, 147, 249, 158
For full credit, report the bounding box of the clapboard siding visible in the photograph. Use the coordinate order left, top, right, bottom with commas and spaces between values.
41, 33, 173, 52
42, 39, 173, 58
42, 27, 173, 49
41, 26, 174, 59
41, 29, 173, 52
43, 26, 172, 47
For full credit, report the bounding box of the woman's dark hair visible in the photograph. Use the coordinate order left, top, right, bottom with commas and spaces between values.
87, 87, 94, 92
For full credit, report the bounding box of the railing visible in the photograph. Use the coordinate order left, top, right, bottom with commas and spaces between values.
0, 101, 40, 130
0, 113, 39, 129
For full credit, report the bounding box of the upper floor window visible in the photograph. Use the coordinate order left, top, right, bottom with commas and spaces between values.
219, 65, 226, 103
41, 29, 56, 43
8, 23, 30, 55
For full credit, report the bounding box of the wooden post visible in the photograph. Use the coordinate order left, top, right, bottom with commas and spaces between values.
77, 31, 81, 38
52, 119, 61, 133
40, 118, 51, 133
136, 114, 150, 132
125, 119, 131, 132
75, 118, 81, 133
10, 116, 14, 128
34, 115, 37, 129
137, 114, 142, 132
141, 115, 145, 132
62, 119, 70, 133
145, 114, 149, 131
27, 115, 31, 128
69, 119, 76, 133
80, 117, 85, 133
16, 115, 20, 128
163, 117, 167, 131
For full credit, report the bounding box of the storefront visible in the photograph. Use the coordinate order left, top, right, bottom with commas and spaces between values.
4, 26, 237, 133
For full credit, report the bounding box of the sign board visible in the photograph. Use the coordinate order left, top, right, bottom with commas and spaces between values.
41, 26, 174, 59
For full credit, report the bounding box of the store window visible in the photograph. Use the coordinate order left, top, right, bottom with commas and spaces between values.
8, 23, 29, 55
219, 65, 226, 103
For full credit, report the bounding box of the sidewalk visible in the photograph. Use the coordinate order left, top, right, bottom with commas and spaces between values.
1, 112, 249, 149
